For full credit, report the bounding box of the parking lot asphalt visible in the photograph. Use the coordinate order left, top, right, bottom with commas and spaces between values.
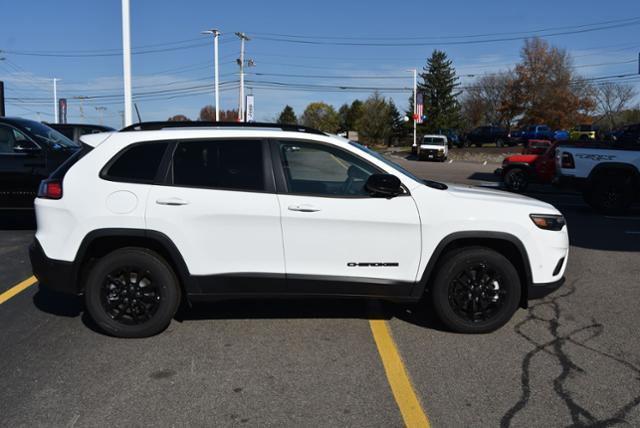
1, 156, 639, 427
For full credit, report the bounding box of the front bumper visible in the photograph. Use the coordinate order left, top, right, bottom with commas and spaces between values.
29, 239, 78, 295
419, 149, 446, 160
528, 277, 565, 300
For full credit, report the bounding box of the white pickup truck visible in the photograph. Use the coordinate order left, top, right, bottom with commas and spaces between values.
556, 123, 640, 214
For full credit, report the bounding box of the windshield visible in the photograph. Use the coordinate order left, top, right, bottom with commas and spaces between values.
13, 119, 79, 148
423, 137, 446, 145
349, 141, 446, 189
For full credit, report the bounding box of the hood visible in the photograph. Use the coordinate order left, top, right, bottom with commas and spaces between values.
445, 183, 556, 211
504, 154, 538, 164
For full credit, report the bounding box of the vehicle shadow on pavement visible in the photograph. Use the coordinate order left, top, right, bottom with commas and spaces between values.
0, 210, 36, 230
33, 287, 83, 318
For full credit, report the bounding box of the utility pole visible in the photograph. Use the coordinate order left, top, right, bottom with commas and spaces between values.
201, 29, 221, 121
53, 78, 59, 123
73, 96, 88, 121
121, 0, 133, 126
95, 106, 107, 125
0, 81, 5, 117
411, 69, 417, 150
235, 32, 250, 122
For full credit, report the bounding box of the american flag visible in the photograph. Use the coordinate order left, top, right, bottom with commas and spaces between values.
416, 93, 424, 124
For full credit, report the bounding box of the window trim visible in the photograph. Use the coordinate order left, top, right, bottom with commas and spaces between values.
270, 138, 409, 199
100, 140, 172, 184
156, 137, 276, 194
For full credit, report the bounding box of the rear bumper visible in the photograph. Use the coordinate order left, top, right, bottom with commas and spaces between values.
29, 239, 78, 295
528, 277, 565, 300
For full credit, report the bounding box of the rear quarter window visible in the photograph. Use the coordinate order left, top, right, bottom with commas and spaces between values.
101, 141, 169, 184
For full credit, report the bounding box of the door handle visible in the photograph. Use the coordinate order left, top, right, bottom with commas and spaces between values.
156, 197, 190, 206
288, 204, 321, 212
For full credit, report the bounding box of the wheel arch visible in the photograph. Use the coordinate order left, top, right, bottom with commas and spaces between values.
587, 162, 640, 186
413, 231, 533, 308
502, 162, 533, 176
72, 228, 197, 296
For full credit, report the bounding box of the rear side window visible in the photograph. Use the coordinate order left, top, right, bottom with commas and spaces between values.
171, 140, 264, 191
102, 142, 168, 183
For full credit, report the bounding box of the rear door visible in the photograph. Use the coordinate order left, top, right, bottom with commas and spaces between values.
272, 139, 422, 296
0, 124, 46, 208
146, 139, 285, 293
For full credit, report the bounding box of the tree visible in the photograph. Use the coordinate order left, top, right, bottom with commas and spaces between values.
167, 114, 190, 122
338, 100, 364, 132
594, 82, 638, 130
277, 105, 297, 125
463, 72, 516, 128
356, 92, 393, 145
199, 105, 216, 121
220, 109, 239, 121
501, 38, 595, 129
418, 50, 461, 132
388, 100, 408, 145
301, 102, 340, 133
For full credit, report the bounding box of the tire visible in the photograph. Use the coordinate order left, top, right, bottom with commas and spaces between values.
84, 248, 181, 338
504, 168, 529, 192
584, 175, 634, 215
430, 247, 521, 334
579, 134, 589, 142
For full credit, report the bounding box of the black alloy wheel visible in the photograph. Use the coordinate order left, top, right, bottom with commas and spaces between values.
100, 268, 161, 325
504, 168, 529, 192
447, 263, 506, 323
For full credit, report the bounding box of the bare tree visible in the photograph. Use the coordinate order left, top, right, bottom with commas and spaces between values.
463, 71, 515, 128
595, 82, 638, 129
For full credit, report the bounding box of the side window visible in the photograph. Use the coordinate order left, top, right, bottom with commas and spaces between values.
171, 140, 264, 191
103, 142, 168, 183
279, 141, 380, 196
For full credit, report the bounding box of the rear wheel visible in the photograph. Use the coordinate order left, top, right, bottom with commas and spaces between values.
430, 247, 521, 334
84, 248, 181, 338
584, 175, 634, 214
504, 168, 529, 192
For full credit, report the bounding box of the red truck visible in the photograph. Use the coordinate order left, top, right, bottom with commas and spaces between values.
495, 140, 558, 192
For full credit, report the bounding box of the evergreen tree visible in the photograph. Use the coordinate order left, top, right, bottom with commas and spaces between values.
418, 50, 462, 132
338, 100, 364, 132
277, 105, 298, 125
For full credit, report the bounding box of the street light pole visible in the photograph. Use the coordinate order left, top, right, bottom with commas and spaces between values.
235, 32, 250, 122
53, 78, 59, 123
201, 29, 221, 121
121, 0, 133, 126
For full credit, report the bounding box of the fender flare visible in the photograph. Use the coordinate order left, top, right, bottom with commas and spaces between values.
411, 231, 533, 305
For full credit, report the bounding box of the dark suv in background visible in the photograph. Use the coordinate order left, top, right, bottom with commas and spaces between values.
45, 123, 115, 143
465, 126, 512, 147
0, 117, 79, 208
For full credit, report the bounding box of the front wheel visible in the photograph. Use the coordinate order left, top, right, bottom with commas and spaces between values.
504, 168, 529, 192
430, 247, 521, 334
584, 176, 634, 214
84, 248, 181, 338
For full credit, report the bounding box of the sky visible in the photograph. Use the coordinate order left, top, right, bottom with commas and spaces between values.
1, 0, 639, 128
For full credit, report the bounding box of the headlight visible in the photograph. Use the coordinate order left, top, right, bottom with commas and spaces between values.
530, 214, 565, 231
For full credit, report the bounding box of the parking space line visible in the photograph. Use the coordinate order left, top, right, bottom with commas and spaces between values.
369, 320, 430, 428
0, 276, 37, 305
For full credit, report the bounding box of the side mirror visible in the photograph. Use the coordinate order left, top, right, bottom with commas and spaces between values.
365, 174, 403, 198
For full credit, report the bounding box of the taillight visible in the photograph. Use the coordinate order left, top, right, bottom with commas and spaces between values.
561, 152, 575, 169
37, 179, 63, 199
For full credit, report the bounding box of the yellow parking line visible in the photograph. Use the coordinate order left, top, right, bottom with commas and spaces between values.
0, 276, 37, 304
369, 319, 430, 428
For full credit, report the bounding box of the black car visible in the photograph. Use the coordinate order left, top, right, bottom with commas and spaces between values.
45, 123, 115, 143
466, 126, 512, 147
0, 117, 79, 208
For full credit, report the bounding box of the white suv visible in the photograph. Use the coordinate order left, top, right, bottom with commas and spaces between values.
30, 122, 569, 337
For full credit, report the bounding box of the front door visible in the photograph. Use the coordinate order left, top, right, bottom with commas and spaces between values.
273, 140, 422, 296
0, 124, 45, 208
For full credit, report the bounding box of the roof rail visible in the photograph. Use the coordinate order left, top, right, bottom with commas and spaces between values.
119, 121, 327, 135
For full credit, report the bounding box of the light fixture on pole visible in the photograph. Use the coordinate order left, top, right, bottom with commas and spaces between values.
201, 29, 221, 121
121, 0, 133, 126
